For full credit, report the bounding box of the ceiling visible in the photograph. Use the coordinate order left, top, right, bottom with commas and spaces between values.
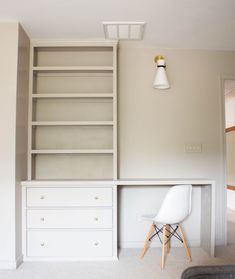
1, 0, 235, 50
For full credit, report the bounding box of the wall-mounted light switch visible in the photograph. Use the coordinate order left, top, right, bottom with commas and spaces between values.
185, 143, 202, 153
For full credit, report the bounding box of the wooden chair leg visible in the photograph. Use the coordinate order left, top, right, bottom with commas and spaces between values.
166, 225, 171, 254
140, 223, 154, 259
178, 223, 192, 262
161, 225, 167, 269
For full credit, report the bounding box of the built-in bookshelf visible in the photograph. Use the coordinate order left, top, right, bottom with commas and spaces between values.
28, 41, 118, 180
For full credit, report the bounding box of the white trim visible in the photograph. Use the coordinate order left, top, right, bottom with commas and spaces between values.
27, 43, 34, 179
22, 186, 27, 259
32, 93, 114, 99
30, 39, 118, 47
220, 75, 235, 246
22, 181, 117, 186
112, 185, 118, 258
113, 44, 118, 179
31, 149, 114, 154
116, 179, 215, 185
32, 66, 113, 72
0, 254, 23, 270
220, 76, 228, 246
216, 238, 226, 246
22, 179, 215, 187
23, 256, 118, 262
31, 121, 114, 126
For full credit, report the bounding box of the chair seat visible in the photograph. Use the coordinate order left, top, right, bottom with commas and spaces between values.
141, 214, 175, 225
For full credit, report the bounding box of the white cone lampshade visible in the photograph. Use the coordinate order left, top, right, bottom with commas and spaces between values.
153, 56, 170, 89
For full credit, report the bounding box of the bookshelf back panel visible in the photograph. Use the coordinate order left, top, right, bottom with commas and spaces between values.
35, 73, 113, 94
33, 126, 113, 149
34, 47, 113, 67
28, 42, 117, 180
33, 99, 113, 121
33, 154, 113, 179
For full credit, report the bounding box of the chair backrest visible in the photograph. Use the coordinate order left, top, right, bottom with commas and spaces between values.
154, 185, 192, 225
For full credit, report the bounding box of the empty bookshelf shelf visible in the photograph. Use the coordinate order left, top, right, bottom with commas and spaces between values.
31, 149, 114, 154
31, 121, 114, 126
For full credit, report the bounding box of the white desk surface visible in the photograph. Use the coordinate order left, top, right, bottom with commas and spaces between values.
116, 179, 215, 185
21, 179, 215, 186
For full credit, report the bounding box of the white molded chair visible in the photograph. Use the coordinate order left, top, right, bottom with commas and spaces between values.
140, 185, 192, 269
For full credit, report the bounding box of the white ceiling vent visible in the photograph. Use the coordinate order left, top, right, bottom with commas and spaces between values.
102, 21, 146, 40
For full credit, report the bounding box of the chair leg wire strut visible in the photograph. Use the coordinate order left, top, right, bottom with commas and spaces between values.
140, 223, 192, 269
149, 224, 182, 244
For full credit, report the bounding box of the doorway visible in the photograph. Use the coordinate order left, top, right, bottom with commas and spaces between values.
224, 79, 235, 244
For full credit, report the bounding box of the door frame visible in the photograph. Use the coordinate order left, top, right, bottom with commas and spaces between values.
220, 75, 235, 245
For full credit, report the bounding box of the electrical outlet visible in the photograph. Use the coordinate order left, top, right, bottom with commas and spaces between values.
185, 143, 202, 153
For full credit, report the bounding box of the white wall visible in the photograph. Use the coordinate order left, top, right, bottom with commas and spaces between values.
118, 45, 235, 246
0, 23, 29, 269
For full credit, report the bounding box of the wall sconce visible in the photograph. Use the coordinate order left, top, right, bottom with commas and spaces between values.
153, 55, 170, 89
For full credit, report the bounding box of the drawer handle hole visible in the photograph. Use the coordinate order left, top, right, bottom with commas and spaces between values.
94, 242, 99, 246
94, 196, 99, 200
94, 217, 99, 221
40, 196, 45, 200
40, 217, 45, 222
40, 242, 46, 247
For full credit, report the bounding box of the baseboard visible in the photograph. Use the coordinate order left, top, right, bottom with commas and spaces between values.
215, 238, 226, 246
23, 256, 118, 262
0, 254, 23, 270
15, 254, 23, 268
119, 239, 200, 248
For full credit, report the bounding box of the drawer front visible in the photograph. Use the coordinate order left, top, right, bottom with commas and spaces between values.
27, 209, 112, 229
27, 230, 112, 257
26, 187, 112, 207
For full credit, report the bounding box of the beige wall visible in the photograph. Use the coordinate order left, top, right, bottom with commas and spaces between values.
0, 23, 29, 268
15, 25, 30, 261
118, 45, 235, 246
0, 28, 234, 261
0, 22, 19, 265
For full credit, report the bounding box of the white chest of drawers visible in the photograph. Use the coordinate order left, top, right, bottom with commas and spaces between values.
22, 181, 117, 261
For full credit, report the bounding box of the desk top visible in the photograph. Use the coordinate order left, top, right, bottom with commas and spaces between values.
116, 179, 215, 185
21, 179, 215, 186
